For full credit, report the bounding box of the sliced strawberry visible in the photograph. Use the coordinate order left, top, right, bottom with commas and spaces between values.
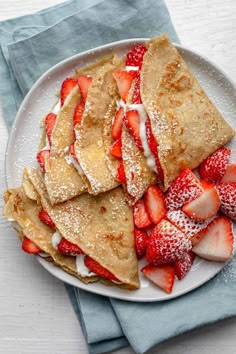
45, 112, 57, 146
192, 216, 234, 261
221, 164, 236, 183
146, 219, 192, 265
109, 138, 122, 158
57, 237, 84, 256
84, 256, 120, 282
217, 182, 236, 220
60, 77, 77, 106
116, 160, 126, 183
124, 110, 143, 151
141, 264, 175, 293
69, 143, 79, 164
112, 107, 124, 140
132, 70, 142, 104
135, 229, 148, 259
38, 209, 56, 228
126, 44, 147, 67
182, 180, 220, 220
112, 70, 136, 102
144, 185, 166, 224
145, 117, 158, 154
77, 75, 92, 102
73, 101, 85, 126
133, 199, 152, 229
199, 147, 231, 183
165, 168, 204, 211
36, 149, 50, 173
174, 251, 195, 280
22, 236, 41, 254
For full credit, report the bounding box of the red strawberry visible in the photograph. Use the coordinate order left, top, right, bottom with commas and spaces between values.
165, 168, 204, 211
141, 264, 175, 293
109, 138, 122, 158
145, 117, 158, 154
146, 219, 192, 265
144, 185, 166, 224
57, 237, 84, 256
112, 107, 124, 140
112, 70, 136, 102
221, 164, 236, 183
126, 44, 147, 67
182, 180, 220, 220
84, 256, 120, 282
36, 149, 50, 172
133, 199, 152, 229
217, 182, 236, 220
174, 251, 195, 280
73, 101, 85, 126
38, 209, 56, 228
116, 160, 126, 183
135, 229, 148, 259
132, 70, 142, 104
77, 75, 92, 102
60, 77, 77, 106
124, 110, 143, 151
45, 112, 57, 146
199, 147, 231, 183
22, 236, 41, 254
69, 143, 79, 164
192, 216, 234, 261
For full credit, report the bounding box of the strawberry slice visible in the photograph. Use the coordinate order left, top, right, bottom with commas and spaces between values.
36, 149, 50, 173
182, 180, 220, 220
109, 138, 122, 158
45, 112, 57, 146
112, 70, 136, 102
145, 117, 158, 154
144, 185, 166, 224
77, 75, 92, 102
73, 101, 85, 126
38, 209, 56, 228
192, 216, 234, 261
146, 219, 192, 265
57, 237, 84, 256
141, 264, 175, 293
124, 110, 143, 151
126, 44, 147, 67
135, 229, 148, 259
133, 199, 152, 229
221, 164, 236, 183
112, 107, 124, 140
60, 77, 77, 106
116, 160, 126, 183
69, 143, 79, 164
22, 236, 41, 254
199, 147, 231, 183
165, 168, 204, 211
174, 251, 195, 280
132, 70, 142, 104
217, 182, 236, 220
84, 256, 120, 282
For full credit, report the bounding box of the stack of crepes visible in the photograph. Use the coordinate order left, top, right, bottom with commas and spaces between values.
3, 34, 235, 291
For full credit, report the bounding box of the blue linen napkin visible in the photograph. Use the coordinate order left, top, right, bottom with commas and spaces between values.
1, 1, 236, 353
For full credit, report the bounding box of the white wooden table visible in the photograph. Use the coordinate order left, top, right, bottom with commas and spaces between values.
1, 1, 236, 353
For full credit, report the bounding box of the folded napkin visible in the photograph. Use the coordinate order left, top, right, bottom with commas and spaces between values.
1, 1, 236, 353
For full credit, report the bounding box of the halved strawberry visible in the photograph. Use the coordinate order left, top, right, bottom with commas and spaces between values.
60, 77, 77, 106
132, 70, 142, 104
146, 219, 192, 265
221, 164, 236, 183
141, 264, 175, 293
109, 138, 122, 158
199, 147, 231, 183
192, 216, 234, 261
69, 143, 79, 164
112, 107, 124, 140
217, 182, 236, 220
77, 75, 92, 102
38, 209, 56, 228
57, 237, 84, 256
126, 44, 147, 67
174, 251, 195, 280
182, 180, 220, 220
124, 110, 143, 151
133, 199, 152, 229
165, 168, 204, 211
84, 256, 120, 282
22, 236, 41, 254
45, 112, 57, 146
73, 101, 85, 126
36, 149, 50, 172
144, 185, 166, 224
135, 229, 148, 259
112, 70, 136, 102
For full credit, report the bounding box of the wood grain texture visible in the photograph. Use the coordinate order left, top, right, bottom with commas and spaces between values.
0, 0, 236, 353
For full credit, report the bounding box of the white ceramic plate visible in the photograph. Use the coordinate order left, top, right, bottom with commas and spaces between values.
5, 39, 236, 302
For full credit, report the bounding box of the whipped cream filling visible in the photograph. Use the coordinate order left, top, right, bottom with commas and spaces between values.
51, 100, 61, 115
39, 252, 50, 258
52, 231, 62, 250
125, 65, 139, 71
64, 154, 85, 175
76, 254, 96, 277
